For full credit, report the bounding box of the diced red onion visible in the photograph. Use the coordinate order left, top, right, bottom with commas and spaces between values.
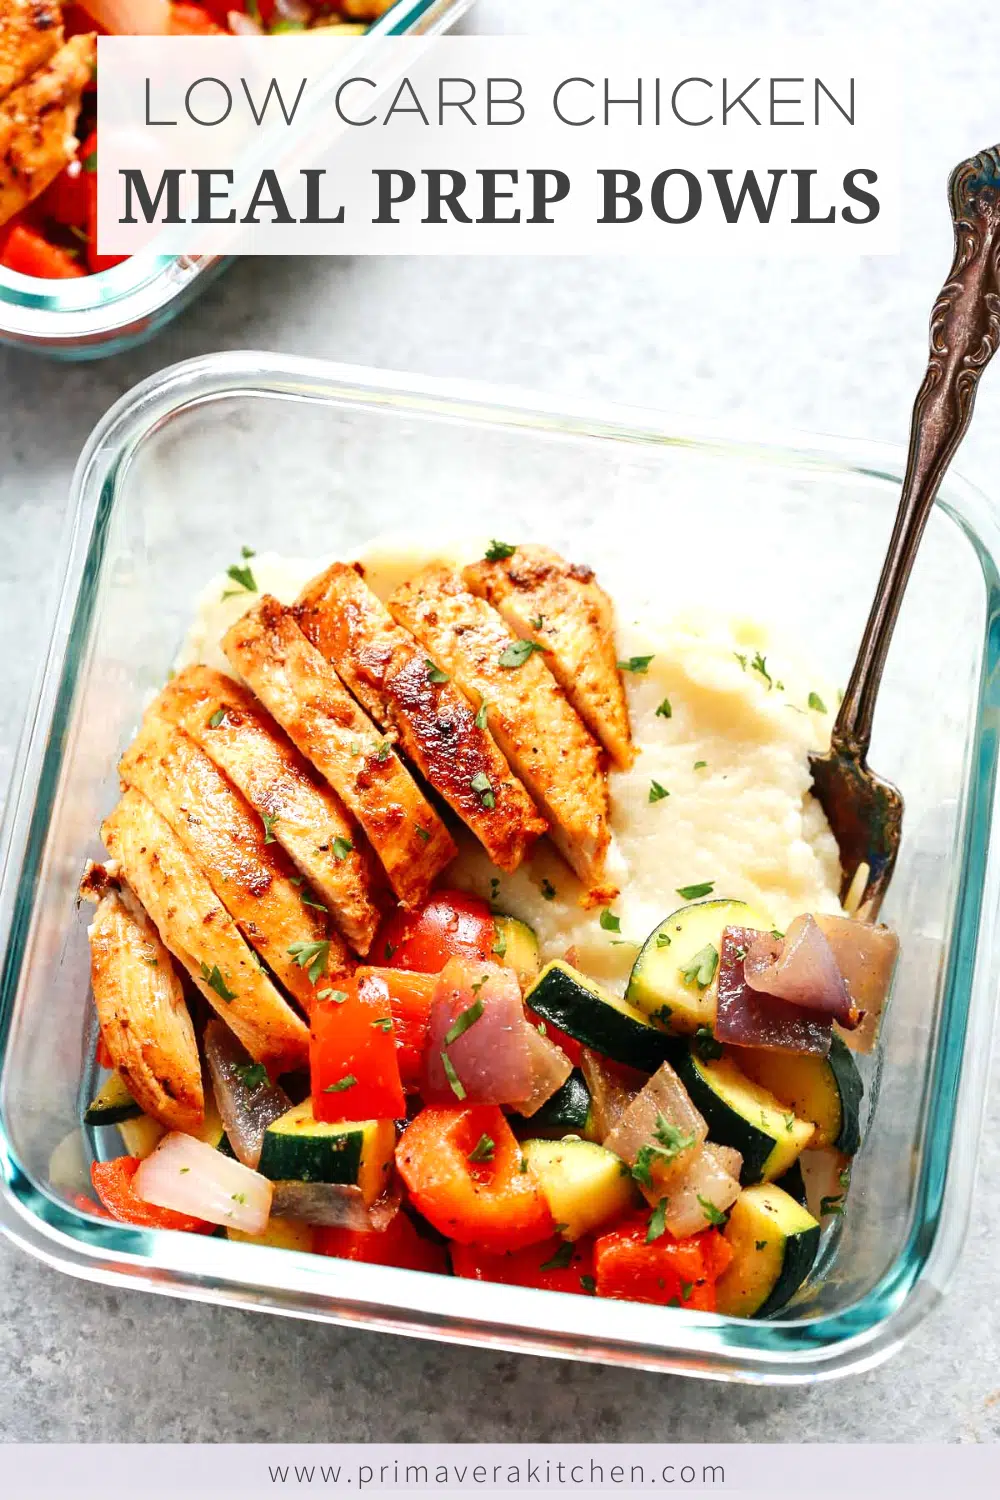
662, 1143, 742, 1237
578, 1049, 644, 1139
423, 959, 532, 1106
514, 1025, 573, 1117
605, 1060, 707, 1197
744, 915, 860, 1028
78, 0, 173, 33
715, 926, 832, 1056
273, 0, 311, 20
228, 10, 263, 34
204, 1021, 291, 1170
135, 1132, 272, 1233
270, 1181, 401, 1231
814, 914, 899, 1052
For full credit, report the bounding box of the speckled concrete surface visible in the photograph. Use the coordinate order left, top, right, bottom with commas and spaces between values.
2, 0, 1000, 1444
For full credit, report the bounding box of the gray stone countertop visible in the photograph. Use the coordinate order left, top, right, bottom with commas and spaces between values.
1, 0, 998, 1444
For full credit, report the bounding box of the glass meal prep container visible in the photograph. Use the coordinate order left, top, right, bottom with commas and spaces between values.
0, 0, 471, 360
1, 351, 998, 1382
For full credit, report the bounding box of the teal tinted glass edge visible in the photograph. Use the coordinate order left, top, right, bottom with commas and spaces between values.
1, 354, 997, 1382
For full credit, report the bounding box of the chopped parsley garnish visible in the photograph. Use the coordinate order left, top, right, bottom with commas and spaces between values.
444, 997, 484, 1046
649, 780, 669, 803
179, 1166, 190, 1174
697, 1195, 728, 1227
492, 922, 507, 958
599, 909, 621, 933
580, 1274, 597, 1294
425, 659, 449, 684
676, 881, 715, 900
617, 654, 654, 674
471, 770, 495, 809
646, 1198, 669, 1243
751, 651, 773, 689
372, 1017, 393, 1032
693, 1026, 723, 1060
232, 1191, 247, 1205
734, 652, 748, 670
226, 561, 257, 594
331, 836, 353, 862
234, 1062, 269, 1093
540, 878, 557, 901
755, 1239, 769, 1251
499, 639, 547, 669
415, 826, 431, 843
838, 1165, 852, 1191
208, 708, 226, 728
384, 941, 396, 962
631, 1114, 696, 1189
681, 944, 718, 989
261, 812, 278, 843
485, 540, 517, 561
301, 892, 327, 911
323, 1075, 357, 1094
82, 148, 98, 173
655, 931, 672, 949
529, 614, 544, 630
693, 760, 707, 770
783, 1112, 796, 1133
467, 1133, 495, 1163
287, 939, 330, 985
808, 691, 827, 713
241, 545, 255, 558
680, 1279, 694, 1302
317, 989, 347, 1004
475, 700, 489, 730
655, 698, 672, 719
539, 1241, 575, 1271
820, 1194, 846, 1218
650, 1005, 672, 1026
199, 963, 237, 1002
440, 1051, 466, 1100
376, 740, 392, 763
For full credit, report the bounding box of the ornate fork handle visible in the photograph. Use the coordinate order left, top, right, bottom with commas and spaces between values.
835, 148, 1000, 760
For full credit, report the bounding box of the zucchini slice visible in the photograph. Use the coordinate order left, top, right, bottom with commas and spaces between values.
733, 1035, 863, 1155
494, 916, 541, 988
510, 1069, 596, 1140
521, 1138, 635, 1240
257, 1101, 395, 1205
715, 1183, 821, 1318
117, 1113, 166, 1160
228, 1217, 316, 1253
626, 899, 772, 1034
525, 961, 678, 1073
84, 1071, 141, 1127
675, 1047, 814, 1183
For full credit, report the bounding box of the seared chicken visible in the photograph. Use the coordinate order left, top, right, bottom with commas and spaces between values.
464, 544, 635, 769
296, 562, 547, 873
0, 1, 64, 104
102, 789, 310, 1071
222, 596, 457, 909
156, 666, 383, 957
388, 565, 616, 901
119, 712, 352, 1012
0, 30, 94, 227
81, 861, 204, 1134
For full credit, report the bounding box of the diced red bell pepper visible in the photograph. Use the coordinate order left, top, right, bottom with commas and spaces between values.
1, 224, 84, 279
355, 967, 436, 1092
593, 1214, 732, 1309
42, 128, 94, 228
90, 1157, 214, 1234
83, 147, 129, 274
311, 976, 406, 1123
315, 1210, 448, 1274
395, 1105, 553, 1252
525, 1006, 584, 1068
451, 1235, 595, 1295
377, 890, 498, 974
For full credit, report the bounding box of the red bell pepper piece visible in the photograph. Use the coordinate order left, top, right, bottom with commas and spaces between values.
168, 3, 227, 33
355, 967, 436, 1091
315, 1211, 448, 1274
377, 890, 498, 974
90, 1157, 214, 1234
1, 224, 84, 279
525, 1006, 584, 1068
396, 1105, 553, 1252
451, 1235, 595, 1295
593, 1215, 732, 1309
82, 142, 129, 275
42, 128, 93, 228
311, 976, 406, 1123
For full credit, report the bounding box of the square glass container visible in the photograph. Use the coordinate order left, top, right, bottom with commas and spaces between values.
0, 0, 471, 360
1, 351, 999, 1382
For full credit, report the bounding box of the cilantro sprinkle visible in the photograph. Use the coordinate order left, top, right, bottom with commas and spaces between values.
208, 708, 226, 728
440, 1051, 466, 1100
599, 910, 621, 933
323, 1075, 357, 1094
287, 939, 330, 985
655, 698, 672, 719
808, 691, 828, 713
697, 1194, 727, 1227
539, 1241, 575, 1271
444, 997, 484, 1046
499, 638, 547, 669
676, 881, 715, 900
646, 1198, 669, 1243
467, 1133, 495, 1163
331, 836, 353, 861
617, 655, 654, 674
199, 962, 237, 1002
425, 659, 449, 684
649, 780, 669, 803
485, 540, 517, 561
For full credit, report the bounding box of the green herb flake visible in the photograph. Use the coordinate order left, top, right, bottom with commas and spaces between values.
440, 1050, 466, 1100
226, 561, 258, 594
539, 1241, 575, 1271
580, 1274, 597, 1294
261, 812, 278, 844
680, 1279, 694, 1302
519, 1156, 529, 1173
82, 148, 98, 173
529, 614, 545, 631
179, 1166, 190, 1174
372, 1017, 393, 1032
331, 836, 353, 862
693, 1026, 724, 1061
648, 779, 669, 803
485, 540, 517, 561
676, 881, 715, 901
234, 1062, 269, 1093
445, 997, 485, 1046
734, 652, 748, 671
467, 1133, 495, 1163
540, 878, 557, 901
231, 1191, 247, 1205
323, 1075, 358, 1094
646, 1198, 669, 1243
693, 760, 707, 771
655, 931, 672, 950
655, 698, 672, 719
384, 941, 396, 963
376, 740, 392, 763
755, 1239, 769, 1251
751, 651, 773, 689
783, 1112, 796, 1133
631, 1115, 696, 1189
415, 826, 431, 843
697, 1194, 728, 1227
808, 691, 827, 713
301, 892, 327, 911
475, 700, 489, 730
471, 770, 495, 809
617, 654, 654, 674
492, 922, 508, 959
838, 1165, 852, 1191
681, 944, 718, 990
199, 962, 237, 1002
316, 988, 347, 1004
208, 708, 226, 729
287, 939, 330, 985
820, 1194, 846, 1218
240, 545, 255, 559
499, 638, 547, 669
425, 659, 450, 684
599, 910, 621, 933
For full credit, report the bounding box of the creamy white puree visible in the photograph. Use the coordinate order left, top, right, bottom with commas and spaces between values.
179, 538, 843, 994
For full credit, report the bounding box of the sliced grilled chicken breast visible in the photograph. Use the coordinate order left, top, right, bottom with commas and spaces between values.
464, 544, 635, 769
296, 562, 547, 873
102, 789, 310, 1071
0, 31, 94, 227
156, 666, 382, 957
222, 596, 456, 909
0, 1, 64, 104
81, 863, 204, 1134
119, 712, 352, 1012
388, 565, 616, 902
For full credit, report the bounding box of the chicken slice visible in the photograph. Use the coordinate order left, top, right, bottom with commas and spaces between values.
80, 861, 204, 1134
0, 1, 64, 105
222, 596, 456, 909
0, 32, 94, 227
156, 666, 383, 957
464, 544, 635, 769
388, 565, 616, 902
101, 789, 310, 1071
296, 562, 547, 873
119, 712, 352, 1013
